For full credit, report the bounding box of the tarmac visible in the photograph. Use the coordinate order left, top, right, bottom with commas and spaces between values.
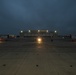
0, 37, 76, 75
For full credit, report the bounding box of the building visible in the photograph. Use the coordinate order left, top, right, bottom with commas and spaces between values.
19, 30, 58, 37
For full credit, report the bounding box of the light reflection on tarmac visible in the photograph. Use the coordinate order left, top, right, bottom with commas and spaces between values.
0, 37, 76, 75
0, 41, 5, 44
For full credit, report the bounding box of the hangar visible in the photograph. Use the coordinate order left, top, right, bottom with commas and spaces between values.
20, 30, 58, 37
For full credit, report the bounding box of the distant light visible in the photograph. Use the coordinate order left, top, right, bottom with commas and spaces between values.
54, 30, 57, 33
46, 30, 48, 33
37, 37, 42, 44
38, 30, 40, 32
21, 30, 23, 33
28, 30, 31, 33
38, 38, 41, 42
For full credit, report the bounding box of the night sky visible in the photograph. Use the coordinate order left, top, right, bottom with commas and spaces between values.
0, 0, 76, 35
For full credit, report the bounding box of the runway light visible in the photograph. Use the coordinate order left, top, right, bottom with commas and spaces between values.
46, 30, 48, 33
28, 30, 31, 33
54, 30, 57, 33
21, 30, 23, 33
38, 30, 40, 32
37, 37, 42, 44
